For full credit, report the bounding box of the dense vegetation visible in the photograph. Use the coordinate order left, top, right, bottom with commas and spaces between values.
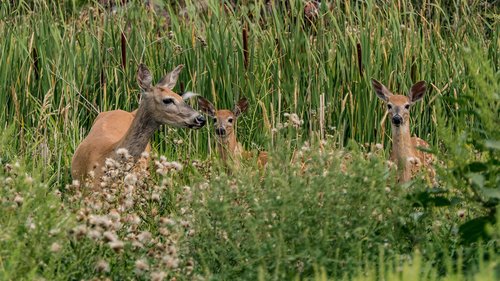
0, 0, 498, 280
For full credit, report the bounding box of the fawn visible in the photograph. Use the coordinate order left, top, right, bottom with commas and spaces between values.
197, 97, 267, 169
371, 78, 435, 183
71, 64, 206, 187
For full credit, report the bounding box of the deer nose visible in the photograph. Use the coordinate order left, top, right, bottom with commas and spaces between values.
392, 115, 403, 126
215, 127, 226, 136
195, 115, 206, 126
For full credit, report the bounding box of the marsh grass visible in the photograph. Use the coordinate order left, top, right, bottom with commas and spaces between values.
0, 0, 499, 280
1, 0, 497, 183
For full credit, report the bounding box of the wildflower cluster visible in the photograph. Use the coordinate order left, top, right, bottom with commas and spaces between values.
2, 162, 30, 211
1, 160, 72, 279
65, 150, 197, 280
272, 113, 304, 133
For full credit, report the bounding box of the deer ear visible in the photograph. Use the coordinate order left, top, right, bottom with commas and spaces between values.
233, 97, 249, 117
198, 97, 216, 117
157, 64, 184, 90
137, 64, 153, 92
409, 81, 426, 104
371, 78, 393, 102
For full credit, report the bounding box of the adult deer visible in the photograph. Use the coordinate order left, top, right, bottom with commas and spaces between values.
197, 97, 267, 169
371, 78, 434, 183
71, 64, 206, 186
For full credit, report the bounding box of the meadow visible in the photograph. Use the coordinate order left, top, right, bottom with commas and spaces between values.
0, 0, 499, 280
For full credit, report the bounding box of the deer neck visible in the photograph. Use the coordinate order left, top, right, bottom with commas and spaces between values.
216, 131, 238, 163
391, 123, 414, 181
115, 103, 160, 159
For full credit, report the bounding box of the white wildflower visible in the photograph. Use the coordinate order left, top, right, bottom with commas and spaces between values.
407, 157, 421, 166
288, 113, 303, 128
135, 259, 149, 272
151, 193, 161, 201
95, 259, 110, 273
124, 199, 135, 209
131, 240, 144, 249
151, 271, 167, 281
108, 209, 120, 221
108, 240, 125, 251
116, 148, 130, 158
124, 173, 137, 186
163, 256, 179, 269
89, 215, 112, 229
103, 231, 118, 242
105, 158, 117, 168
170, 161, 183, 171
24, 176, 34, 185
25, 217, 36, 230
13, 195, 24, 205
87, 229, 102, 240
137, 231, 152, 244
5, 177, 13, 185
72, 224, 88, 237
50, 242, 62, 253
160, 217, 176, 226
128, 214, 141, 225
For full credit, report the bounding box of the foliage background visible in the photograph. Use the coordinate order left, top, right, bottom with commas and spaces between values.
0, 0, 498, 280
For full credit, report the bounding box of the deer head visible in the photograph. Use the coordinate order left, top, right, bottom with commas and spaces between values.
137, 64, 206, 129
371, 79, 426, 128
198, 97, 249, 139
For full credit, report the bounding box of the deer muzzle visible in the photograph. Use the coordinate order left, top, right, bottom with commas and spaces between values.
188, 114, 206, 129
215, 127, 226, 136
392, 115, 403, 126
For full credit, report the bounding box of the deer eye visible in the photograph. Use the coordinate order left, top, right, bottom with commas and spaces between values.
387, 104, 392, 110
227, 118, 234, 123
163, 98, 174, 105
213, 117, 217, 123
405, 104, 410, 109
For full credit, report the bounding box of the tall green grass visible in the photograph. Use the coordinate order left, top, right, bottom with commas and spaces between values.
0, 0, 499, 280
1, 0, 497, 184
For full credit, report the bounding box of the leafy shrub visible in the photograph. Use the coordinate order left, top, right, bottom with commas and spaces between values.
435, 46, 499, 245
187, 140, 477, 279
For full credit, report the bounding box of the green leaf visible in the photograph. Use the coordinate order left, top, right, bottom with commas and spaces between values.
484, 140, 500, 150
480, 188, 500, 201
459, 216, 495, 244
427, 187, 448, 194
467, 173, 485, 189
466, 162, 488, 173
409, 191, 451, 208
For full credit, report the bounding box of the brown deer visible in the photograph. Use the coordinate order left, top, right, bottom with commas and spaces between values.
71, 64, 206, 186
197, 97, 267, 169
371, 78, 434, 183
